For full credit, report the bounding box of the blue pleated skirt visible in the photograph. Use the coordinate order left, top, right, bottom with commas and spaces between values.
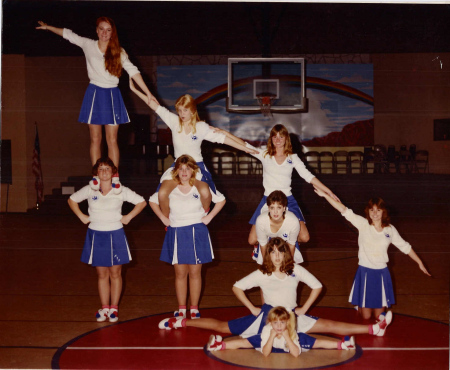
249, 195, 305, 225
81, 228, 131, 267
79, 84, 130, 125
228, 304, 273, 338
349, 265, 395, 308
160, 223, 213, 265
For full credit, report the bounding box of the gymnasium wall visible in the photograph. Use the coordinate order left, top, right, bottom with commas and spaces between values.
1, 53, 449, 212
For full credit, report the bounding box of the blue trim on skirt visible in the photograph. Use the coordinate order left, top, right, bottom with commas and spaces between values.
156, 162, 217, 194
81, 228, 130, 267
249, 195, 306, 225
228, 304, 273, 336
79, 84, 130, 125
160, 223, 213, 265
246, 332, 316, 352
350, 265, 395, 308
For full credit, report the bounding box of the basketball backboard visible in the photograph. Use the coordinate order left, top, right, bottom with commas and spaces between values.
227, 58, 307, 114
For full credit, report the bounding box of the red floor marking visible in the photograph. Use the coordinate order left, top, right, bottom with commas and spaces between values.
53, 307, 449, 370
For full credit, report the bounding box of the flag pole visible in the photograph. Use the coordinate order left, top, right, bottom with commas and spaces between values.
32, 122, 44, 210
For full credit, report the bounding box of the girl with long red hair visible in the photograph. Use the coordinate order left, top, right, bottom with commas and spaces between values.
36, 17, 155, 192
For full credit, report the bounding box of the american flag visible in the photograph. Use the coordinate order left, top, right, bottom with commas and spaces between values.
32, 123, 44, 204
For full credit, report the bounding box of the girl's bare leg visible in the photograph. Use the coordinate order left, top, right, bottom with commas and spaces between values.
307, 318, 369, 336
185, 318, 231, 333
109, 265, 122, 306
223, 338, 253, 350
194, 180, 212, 211
105, 125, 120, 168
174, 264, 189, 307
298, 221, 310, 243
313, 338, 340, 349
89, 125, 103, 166
188, 264, 202, 307
360, 307, 384, 320
96, 266, 111, 306
158, 180, 178, 217
248, 224, 257, 245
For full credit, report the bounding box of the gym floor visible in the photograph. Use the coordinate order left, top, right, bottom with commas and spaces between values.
0, 175, 449, 369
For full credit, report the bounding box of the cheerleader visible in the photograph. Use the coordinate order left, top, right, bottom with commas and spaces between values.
159, 238, 392, 338
68, 157, 146, 322
314, 186, 431, 320
253, 190, 303, 265
37, 18, 155, 191
207, 306, 355, 356
152, 154, 226, 320
212, 124, 338, 246
129, 79, 257, 216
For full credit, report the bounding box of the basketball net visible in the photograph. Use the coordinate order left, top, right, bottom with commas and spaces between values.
256, 94, 275, 117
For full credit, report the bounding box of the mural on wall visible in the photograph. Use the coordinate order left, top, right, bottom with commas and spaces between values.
156, 64, 373, 147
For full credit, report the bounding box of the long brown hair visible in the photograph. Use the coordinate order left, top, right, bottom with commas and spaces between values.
259, 237, 294, 276
175, 94, 201, 134
97, 17, 122, 78
364, 197, 391, 227
264, 124, 293, 158
171, 154, 199, 186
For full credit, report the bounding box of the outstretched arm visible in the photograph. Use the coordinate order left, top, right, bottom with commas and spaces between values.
311, 178, 340, 202
224, 137, 258, 155
314, 185, 346, 213
211, 127, 246, 146
408, 249, 431, 276
36, 21, 64, 37
294, 287, 321, 316
209, 126, 258, 155
130, 78, 160, 111
130, 74, 157, 106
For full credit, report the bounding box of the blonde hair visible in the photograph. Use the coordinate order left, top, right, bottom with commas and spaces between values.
267, 306, 297, 343
171, 154, 199, 186
175, 94, 201, 134
265, 124, 293, 158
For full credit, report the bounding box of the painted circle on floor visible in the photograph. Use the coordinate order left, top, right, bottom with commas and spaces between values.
52, 307, 449, 370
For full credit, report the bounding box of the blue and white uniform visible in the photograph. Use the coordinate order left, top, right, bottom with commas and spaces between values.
246, 143, 315, 224
153, 106, 226, 194
160, 185, 224, 265
342, 208, 412, 308
228, 265, 322, 338
246, 323, 316, 353
70, 185, 145, 267
254, 210, 303, 264
63, 29, 140, 125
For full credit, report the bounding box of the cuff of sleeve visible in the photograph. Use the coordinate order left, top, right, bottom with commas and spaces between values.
62, 28, 70, 39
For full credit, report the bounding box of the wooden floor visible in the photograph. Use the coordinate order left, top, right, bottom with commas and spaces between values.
0, 174, 449, 369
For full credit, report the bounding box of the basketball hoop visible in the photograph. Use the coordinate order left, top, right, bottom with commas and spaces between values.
256, 93, 276, 117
